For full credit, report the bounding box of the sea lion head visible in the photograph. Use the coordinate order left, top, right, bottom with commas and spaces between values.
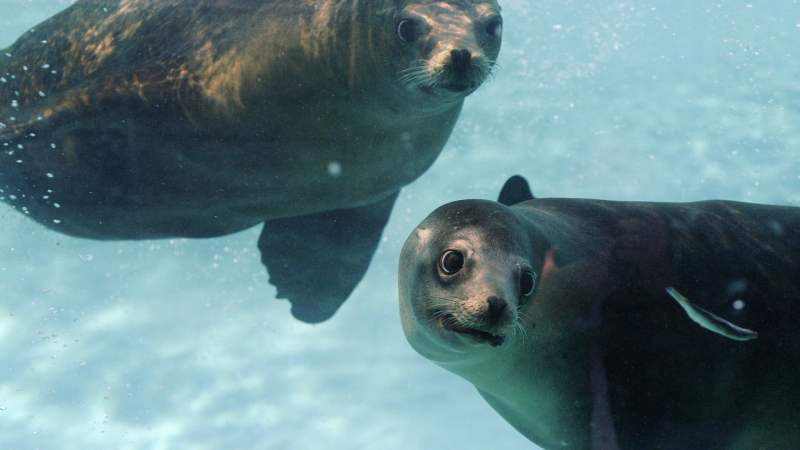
399, 200, 542, 363
390, 0, 503, 100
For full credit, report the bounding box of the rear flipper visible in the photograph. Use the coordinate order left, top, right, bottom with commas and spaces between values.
666, 287, 758, 341
258, 192, 399, 323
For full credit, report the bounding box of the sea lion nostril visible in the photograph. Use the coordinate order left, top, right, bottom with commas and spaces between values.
486, 296, 507, 321
450, 49, 472, 72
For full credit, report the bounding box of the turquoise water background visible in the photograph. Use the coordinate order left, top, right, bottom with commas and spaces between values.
1, 1, 799, 449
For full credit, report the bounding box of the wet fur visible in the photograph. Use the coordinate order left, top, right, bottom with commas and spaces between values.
400, 196, 800, 449
0, 0, 501, 239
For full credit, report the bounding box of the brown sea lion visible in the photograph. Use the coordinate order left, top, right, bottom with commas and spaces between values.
0, 0, 503, 322
399, 175, 800, 449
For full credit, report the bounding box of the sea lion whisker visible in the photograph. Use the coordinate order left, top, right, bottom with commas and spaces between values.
400, 74, 434, 88
397, 67, 418, 76
397, 68, 428, 81
397, 61, 428, 75
397, 61, 432, 87
422, 295, 466, 315
399, 71, 435, 89
516, 321, 530, 344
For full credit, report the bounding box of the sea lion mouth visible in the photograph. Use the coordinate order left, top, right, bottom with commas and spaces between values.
417, 81, 477, 96
442, 82, 473, 93
439, 314, 506, 347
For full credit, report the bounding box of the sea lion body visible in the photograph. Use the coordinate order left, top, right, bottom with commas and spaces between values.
1, 0, 502, 322
399, 177, 800, 449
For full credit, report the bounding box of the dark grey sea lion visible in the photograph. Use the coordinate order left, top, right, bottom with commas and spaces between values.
0, 0, 503, 322
399, 175, 800, 449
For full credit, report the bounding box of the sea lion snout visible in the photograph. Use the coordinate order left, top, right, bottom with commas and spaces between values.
444, 48, 474, 92
450, 49, 472, 73
486, 296, 508, 323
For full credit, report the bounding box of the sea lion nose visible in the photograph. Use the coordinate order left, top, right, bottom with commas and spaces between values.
450, 48, 472, 73
486, 296, 507, 323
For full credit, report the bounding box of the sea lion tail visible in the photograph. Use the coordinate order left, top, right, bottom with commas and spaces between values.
498, 175, 535, 206
666, 287, 759, 341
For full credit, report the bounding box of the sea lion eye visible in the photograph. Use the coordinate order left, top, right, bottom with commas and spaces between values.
520, 270, 536, 296
439, 250, 464, 275
486, 17, 503, 38
397, 18, 421, 43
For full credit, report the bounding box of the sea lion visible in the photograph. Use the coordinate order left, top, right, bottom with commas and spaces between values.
0, 0, 503, 323
399, 175, 800, 449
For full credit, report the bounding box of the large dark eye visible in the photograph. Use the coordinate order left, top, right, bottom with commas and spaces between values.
439, 250, 464, 275
486, 17, 503, 38
397, 18, 421, 43
520, 270, 536, 296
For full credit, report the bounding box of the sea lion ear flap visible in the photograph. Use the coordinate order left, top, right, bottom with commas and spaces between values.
498, 175, 535, 206
666, 288, 759, 341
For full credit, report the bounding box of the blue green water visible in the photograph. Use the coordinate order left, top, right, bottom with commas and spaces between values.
0, 1, 799, 449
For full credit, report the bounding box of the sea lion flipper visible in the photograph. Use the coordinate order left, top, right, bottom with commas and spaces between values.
498, 175, 535, 206
665, 287, 759, 341
259, 192, 399, 324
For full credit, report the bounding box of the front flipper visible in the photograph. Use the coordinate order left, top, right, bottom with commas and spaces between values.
258, 192, 399, 323
666, 287, 759, 341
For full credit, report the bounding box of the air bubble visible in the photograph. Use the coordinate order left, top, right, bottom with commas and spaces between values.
327, 161, 342, 177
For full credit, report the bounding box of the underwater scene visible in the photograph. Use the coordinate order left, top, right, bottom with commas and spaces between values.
1, 0, 800, 449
